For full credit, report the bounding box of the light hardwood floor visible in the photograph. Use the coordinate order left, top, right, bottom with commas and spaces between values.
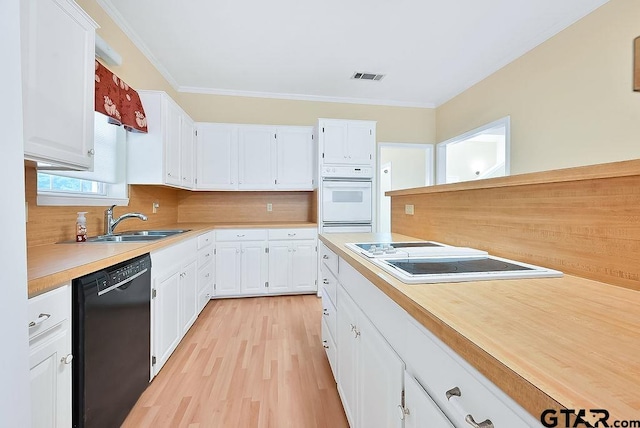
123, 295, 348, 428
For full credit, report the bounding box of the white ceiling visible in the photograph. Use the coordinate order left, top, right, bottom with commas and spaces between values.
98, 0, 609, 108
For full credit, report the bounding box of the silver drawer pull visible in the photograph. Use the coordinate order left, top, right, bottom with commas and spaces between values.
61, 354, 73, 365
28, 313, 51, 328
323, 309, 329, 316
237, 234, 245, 237
287, 233, 296, 236
323, 279, 329, 284
322, 340, 329, 349
205, 253, 211, 257
322, 255, 329, 259
446, 387, 494, 428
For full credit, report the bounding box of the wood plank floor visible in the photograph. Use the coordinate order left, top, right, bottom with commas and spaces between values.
123, 295, 348, 428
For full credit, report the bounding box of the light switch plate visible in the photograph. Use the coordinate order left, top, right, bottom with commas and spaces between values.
405, 204, 415, 215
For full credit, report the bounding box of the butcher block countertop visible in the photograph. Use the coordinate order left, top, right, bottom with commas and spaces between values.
319, 232, 640, 423
27, 222, 316, 298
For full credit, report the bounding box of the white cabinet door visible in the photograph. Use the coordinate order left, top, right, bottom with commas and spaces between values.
181, 259, 198, 335
358, 314, 404, 428
240, 241, 268, 294
21, 0, 96, 170
153, 271, 181, 374
346, 122, 375, 166
320, 121, 348, 165
238, 126, 276, 189
180, 114, 195, 189
290, 240, 317, 292
196, 123, 238, 190
404, 373, 454, 428
276, 127, 314, 190
29, 324, 71, 428
164, 100, 182, 186
268, 242, 291, 293
337, 286, 359, 427
215, 242, 242, 296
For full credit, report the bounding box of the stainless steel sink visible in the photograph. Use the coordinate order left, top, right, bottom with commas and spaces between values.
85, 234, 166, 243
58, 229, 191, 244
123, 229, 191, 236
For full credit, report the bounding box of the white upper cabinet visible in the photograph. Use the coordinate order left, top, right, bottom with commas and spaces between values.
21, 0, 97, 170
318, 118, 376, 167
275, 127, 314, 190
127, 90, 195, 189
196, 123, 238, 190
195, 123, 315, 191
238, 126, 276, 190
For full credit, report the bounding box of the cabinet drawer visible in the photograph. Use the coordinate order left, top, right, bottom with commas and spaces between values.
268, 228, 317, 240
198, 287, 212, 313
197, 246, 214, 267
216, 229, 267, 241
405, 318, 538, 428
321, 318, 337, 381
28, 284, 71, 340
321, 290, 337, 340
197, 231, 214, 249
319, 241, 338, 276
198, 264, 214, 289
320, 266, 338, 307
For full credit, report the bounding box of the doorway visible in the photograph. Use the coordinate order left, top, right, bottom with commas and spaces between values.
377, 143, 434, 233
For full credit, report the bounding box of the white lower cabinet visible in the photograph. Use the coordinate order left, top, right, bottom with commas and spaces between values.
28, 284, 72, 428
214, 228, 317, 297
403, 372, 454, 428
151, 237, 198, 376
329, 250, 543, 428
337, 285, 404, 428
196, 231, 214, 314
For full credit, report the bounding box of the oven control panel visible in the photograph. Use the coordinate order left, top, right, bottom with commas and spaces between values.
321, 166, 373, 178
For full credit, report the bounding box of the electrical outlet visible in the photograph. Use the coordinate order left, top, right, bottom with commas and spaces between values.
152, 202, 159, 214
267, 203, 273, 212
405, 204, 415, 215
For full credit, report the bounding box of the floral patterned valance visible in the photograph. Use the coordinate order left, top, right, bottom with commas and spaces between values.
94, 60, 148, 133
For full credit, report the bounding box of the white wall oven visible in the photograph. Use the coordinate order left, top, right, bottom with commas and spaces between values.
320, 166, 373, 233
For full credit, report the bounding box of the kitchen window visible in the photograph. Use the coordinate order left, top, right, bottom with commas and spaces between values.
37, 112, 129, 206
436, 116, 510, 184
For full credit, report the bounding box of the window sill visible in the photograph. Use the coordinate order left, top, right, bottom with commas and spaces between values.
37, 193, 129, 207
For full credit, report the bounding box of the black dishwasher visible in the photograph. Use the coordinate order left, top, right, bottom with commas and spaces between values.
72, 253, 151, 428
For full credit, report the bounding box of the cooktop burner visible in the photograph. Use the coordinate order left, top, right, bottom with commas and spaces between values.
386, 257, 533, 275
354, 242, 443, 252
371, 254, 563, 284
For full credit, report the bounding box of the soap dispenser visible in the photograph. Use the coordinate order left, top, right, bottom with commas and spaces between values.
76, 212, 88, 242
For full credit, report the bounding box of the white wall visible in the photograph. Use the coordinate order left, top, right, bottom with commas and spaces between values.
0, 0, 31, 425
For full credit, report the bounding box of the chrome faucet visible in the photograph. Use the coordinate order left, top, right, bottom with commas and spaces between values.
104, 204, 148, 235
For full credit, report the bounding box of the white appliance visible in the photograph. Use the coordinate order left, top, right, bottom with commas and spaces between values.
320, 166, 373, 233
346, 241, 562, 284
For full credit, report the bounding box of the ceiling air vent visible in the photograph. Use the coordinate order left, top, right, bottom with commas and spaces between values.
352, 72, 385, 81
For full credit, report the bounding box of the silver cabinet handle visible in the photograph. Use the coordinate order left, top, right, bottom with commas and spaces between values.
322, 255, 329, 259
322, 340, 329, 349
446, 387, 494, 428
323, 279, 329, 284
287, 233, 296, 237
205, 253, 211, 258
354, 329, 360, 338
237, 234, 245, 237
87, 149, 95, 156
205, 273, 210, 278
350, 323, 356, 332
28, 313, 51, 328
61, 354, 73, 365
397, 404, 409, 420
323, 309, 329, 316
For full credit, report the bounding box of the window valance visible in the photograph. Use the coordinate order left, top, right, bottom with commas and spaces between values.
94, 60, 148, 133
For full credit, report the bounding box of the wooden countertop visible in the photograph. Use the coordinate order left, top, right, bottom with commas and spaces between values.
27, 222, 316, 298
319, 232, 640, 422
